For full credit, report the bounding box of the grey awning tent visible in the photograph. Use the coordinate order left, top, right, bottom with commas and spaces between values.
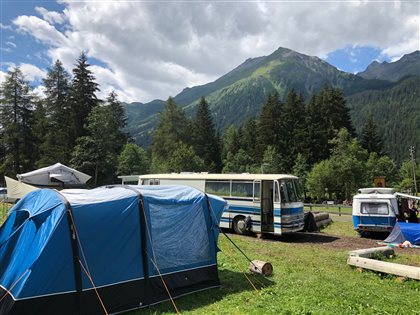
5, 163, 91, 201
16, 163, 91, 188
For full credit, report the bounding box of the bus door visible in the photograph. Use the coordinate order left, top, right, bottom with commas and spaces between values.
261, 180, 274, 232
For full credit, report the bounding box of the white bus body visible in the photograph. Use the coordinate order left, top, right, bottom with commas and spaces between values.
122, 173, 305, 235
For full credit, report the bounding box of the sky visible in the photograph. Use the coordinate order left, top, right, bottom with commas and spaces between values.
1, 0, 419, 103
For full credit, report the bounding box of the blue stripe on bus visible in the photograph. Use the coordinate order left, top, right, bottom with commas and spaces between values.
226, 206, 260, 214
222, 217, 300, 228
275, 207, 304, 216
226, 206, 303, 216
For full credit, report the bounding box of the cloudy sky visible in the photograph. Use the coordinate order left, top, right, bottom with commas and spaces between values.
1, 0, 419, 103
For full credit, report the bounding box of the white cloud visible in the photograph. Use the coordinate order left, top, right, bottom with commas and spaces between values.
6, 42, 17, 49
35, 7, 66, 25
18, 63, 47, 82
10, 1, 420, 103
0, 70, 8, 85
0, 23, 12, 30
32, 85, 46, 98
13, 15, 67, 47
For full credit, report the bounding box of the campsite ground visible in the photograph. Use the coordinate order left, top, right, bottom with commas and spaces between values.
132, 220, 420, 315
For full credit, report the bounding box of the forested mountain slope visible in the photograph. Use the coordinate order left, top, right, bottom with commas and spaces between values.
125, 47, 394, 146
125, 48, 419, 163
347, 76, 420, 164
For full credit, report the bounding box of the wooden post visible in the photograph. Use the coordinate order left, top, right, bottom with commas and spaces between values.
249, 260, 273, 276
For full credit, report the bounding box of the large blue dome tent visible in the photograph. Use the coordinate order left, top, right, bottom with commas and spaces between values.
0, 185, 226, 314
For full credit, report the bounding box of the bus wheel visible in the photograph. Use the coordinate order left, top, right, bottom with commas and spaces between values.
233, 216, 251, 235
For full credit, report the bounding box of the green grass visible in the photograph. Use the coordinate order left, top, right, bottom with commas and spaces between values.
130, 223, 420, 315
321, 220, 359, 238
0, 203, 11, 225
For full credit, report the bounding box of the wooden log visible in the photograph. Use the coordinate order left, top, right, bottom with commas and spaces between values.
315, 218, 332, 229
249, 260, 273, 276
348, 247, 394, 258
313, 212, 329, 222
347, 256, 420, 280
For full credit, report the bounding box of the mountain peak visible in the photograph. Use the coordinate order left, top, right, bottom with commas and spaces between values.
358, 50, 420, 81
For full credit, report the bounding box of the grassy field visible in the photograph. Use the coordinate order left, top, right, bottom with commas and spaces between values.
0, 202, 11, 225
0, 204, 418, 314
131, 222, 420, 315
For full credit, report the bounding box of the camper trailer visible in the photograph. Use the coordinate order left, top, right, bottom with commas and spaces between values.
352, 188, 420, 235
352, 188, 399, 235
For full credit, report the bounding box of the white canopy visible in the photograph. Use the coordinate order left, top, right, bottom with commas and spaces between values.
16, 163, 91, 186
4, 176, 38, 201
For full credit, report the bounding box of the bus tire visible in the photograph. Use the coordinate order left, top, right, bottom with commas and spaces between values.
233, 216, 251, 236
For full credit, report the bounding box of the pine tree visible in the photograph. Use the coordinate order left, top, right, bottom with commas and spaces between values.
306, 94, 330, 164
192, 97, 221, 172
151, 97, 192, 171
240, 118, 260, 164
0, 67, 36, 177
360, 115, 384, 155
106, 91, 128, 152
306, 86, 355, 165
319, 86, 355, 137
257, 92, 282, 152
279, 90, 309, 171
70, 91, 128, 185
38, 60, 72, 166
69, 52, 99, 146
221, 125, 240, 162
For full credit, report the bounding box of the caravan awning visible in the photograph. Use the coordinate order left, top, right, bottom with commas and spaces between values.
17, 163, 91, 186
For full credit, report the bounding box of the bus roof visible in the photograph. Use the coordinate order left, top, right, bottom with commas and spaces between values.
138, 173, 298, 181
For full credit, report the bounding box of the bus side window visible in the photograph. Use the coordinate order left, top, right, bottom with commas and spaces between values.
206, 180, 230, 196
253, 181, 260, 201
144, 179, 160, 185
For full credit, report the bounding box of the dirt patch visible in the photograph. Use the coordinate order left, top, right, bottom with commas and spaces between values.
234, 231, 420, 255
262, 232, 378, 251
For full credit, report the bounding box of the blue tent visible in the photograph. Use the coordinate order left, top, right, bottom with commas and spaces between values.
0, 185, 225, 315
384, 222, 420, 245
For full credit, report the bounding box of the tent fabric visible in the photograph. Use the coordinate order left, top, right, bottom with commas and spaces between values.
4, 176, 39, 201
384, 222, 420, 245
0, 185, 226, 315
16, 163, 91, 186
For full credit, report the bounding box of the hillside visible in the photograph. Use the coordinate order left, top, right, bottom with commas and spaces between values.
347, 76, 420, 164
125, 47, 394, 146
125, 48, 419, 163
358, 50, 420, 82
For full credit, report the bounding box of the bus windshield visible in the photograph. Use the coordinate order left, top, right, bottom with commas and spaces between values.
279, 179, 303, 203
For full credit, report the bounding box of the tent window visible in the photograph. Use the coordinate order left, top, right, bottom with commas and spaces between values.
361, 202, 389, 215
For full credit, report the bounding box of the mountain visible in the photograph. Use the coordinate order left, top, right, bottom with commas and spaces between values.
347, 75, 420, 164
357, 50, 420, 82
125, 48, 419, 163
125, 47, 393, 146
